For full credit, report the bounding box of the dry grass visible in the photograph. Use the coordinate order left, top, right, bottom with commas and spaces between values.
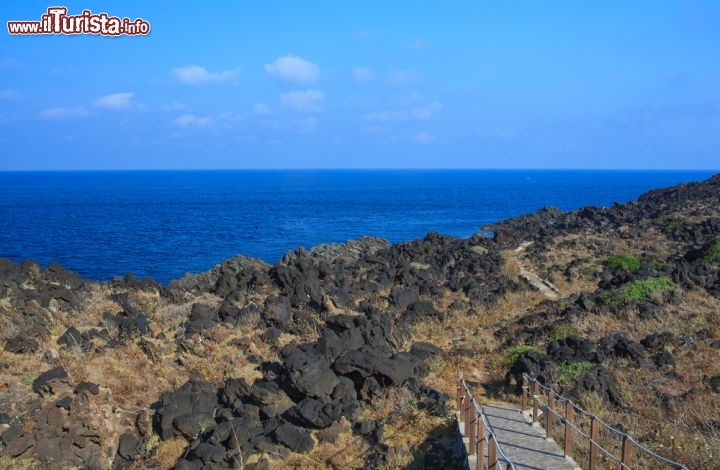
61, 340, 182, 409
279, 426, 370, 470
409, 286, 545, 406
78, 284, 122, 327
151, 437, 188, 470
508, 230, 720, 469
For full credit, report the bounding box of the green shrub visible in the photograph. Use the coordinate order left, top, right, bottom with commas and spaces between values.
600, 277, 672, 306
605, 253, 641, 272
503, 345, 545, 368
581, 266, 598, 278
624, 277, 672, 301
559, 361, 593, 382
703, 237, 720, 262
599, 290, 622, 307
547, 324, 579, 342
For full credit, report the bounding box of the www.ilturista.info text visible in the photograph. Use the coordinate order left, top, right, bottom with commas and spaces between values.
7, 7, 150, 36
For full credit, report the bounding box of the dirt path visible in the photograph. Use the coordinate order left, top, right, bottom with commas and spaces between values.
512, 241, 561, 300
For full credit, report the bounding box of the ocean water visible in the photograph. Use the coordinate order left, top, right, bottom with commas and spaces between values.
0, 170, 715, 284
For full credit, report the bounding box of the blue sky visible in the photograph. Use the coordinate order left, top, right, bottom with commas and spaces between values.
0, 1, 718, 169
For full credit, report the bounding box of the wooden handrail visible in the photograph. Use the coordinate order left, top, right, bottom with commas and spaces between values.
457, 374, 517, 470
522, 374, 689, 470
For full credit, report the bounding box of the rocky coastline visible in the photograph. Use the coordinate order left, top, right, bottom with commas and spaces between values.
1, 174, 718, 469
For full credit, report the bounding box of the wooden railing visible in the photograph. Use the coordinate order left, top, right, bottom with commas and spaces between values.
457, 373, 517, 470
522, 374, 689, 470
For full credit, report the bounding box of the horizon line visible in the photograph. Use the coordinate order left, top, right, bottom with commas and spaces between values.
0, 168, 718, 172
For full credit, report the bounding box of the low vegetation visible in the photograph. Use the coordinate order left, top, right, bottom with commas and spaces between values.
703, 236, 720, 262
605, 253, 641, 272
547, 323, 579, 342
503, 345, 544, 368
600, 276, 673, 306
559, 361, 593, 382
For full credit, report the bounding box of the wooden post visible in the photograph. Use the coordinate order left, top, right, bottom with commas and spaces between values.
488, 435, 497, 470
464, 393, 473, 437
456, 380, 463, 415
532, 382, 540, 423
621, 435, 633, 469
477, 418, 485, 470
522, 375, 528, 410
546, 391, 554, 438
468, 409, 477, 456
589, 417, 600, 470
564, 401, 574, 457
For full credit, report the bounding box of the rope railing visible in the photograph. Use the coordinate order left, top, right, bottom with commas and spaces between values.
457, 373, 517, 470
521, 373, 689, 470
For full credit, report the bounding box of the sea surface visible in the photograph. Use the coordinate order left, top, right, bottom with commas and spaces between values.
0, 170, 715, 284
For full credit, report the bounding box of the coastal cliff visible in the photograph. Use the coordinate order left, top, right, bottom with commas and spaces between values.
1, 174, 718, 469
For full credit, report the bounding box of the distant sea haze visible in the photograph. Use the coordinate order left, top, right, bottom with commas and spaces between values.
0, 170, 715, 284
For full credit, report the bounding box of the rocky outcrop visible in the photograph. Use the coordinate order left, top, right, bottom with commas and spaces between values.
146, 308, 447, 469
1, 367, 122, 468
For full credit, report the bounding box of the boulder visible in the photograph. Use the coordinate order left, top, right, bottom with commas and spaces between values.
285, 397, 343, 429
599, 333, 645, 365
571, 365, 623, 407
33, 367, 70, 396
409, 342, 443, 361
403, 300, 443, 323
641, 332, 676, 350
273, 421, 314, 453
4, 334, 40, 354
173, 412, 216, 439
185, 303, 218, 335
262, 296, 292, 328
57, 327, 92, 352
506, 351, 544, 392
280, 345, 339, 398
157, 377, 218, 440
547, 337, 604, 364
333, 347, 425, 387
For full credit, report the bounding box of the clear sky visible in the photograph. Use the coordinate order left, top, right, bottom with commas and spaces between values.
1, 1, 718, 169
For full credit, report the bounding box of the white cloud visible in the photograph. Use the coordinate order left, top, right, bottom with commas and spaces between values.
352, 30, 384, 41
171, 113, 214, 128
363, 101, 442, 122
362, 109, 407, 122
172, 65, 237, 85
411, 101, 442, 119
352, 67, 375, 83
261, 117, 316, 134
280, 90, 325, 112
163, 102, 186, 111
253, 103, 272, 115
94, 92, 133, 110
385, 69, 424, 86
39, 107, 89, 120
0, 89, 22, 101
265, 55, 319, 84
413, 131, 434, 144
403, 38, 430, 50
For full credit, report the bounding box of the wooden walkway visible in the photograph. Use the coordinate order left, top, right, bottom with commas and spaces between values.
458, 403, 579, 470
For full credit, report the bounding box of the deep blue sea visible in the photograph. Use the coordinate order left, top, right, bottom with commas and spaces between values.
0, 170, 715, 284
